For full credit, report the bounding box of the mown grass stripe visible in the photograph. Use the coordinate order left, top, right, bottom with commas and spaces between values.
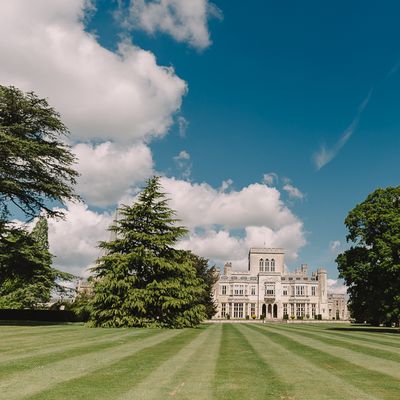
117, 325, 218, 400
167, 324, 222, 400
0, 328, 126, 360
26, 328, 203, 400
0, 329, 182, 400
283, 324, 400, 347
0, 329, 154, 378
239, 324, 376, 400
283, 323, 400, 349
284, 324, 400, 350
252, 324, 400, 400
270, 324, 400, 362
266, 324, 400, 379
0, 327, 104, 351
212, 324, 289, 400
0, 324, 84, 338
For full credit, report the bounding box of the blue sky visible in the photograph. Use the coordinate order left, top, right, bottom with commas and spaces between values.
2, 1, 400, 283
87, 1, 400, 274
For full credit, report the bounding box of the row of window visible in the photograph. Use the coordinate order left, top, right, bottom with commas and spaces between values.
282, 285, 317, 297
221, 284, 317, 297
221, 302, 257, 318
283, 303, 317, 317
221, 302, 317, 318
259, 258, 276, 271
221, 285, 257, 296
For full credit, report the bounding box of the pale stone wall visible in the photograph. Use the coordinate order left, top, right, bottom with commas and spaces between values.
213, 247, 348, 321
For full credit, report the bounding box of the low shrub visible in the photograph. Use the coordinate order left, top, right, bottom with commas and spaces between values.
245, 315, 250, 320
283, 314, 289, 320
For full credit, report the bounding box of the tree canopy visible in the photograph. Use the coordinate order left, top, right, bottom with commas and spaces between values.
89, 176, 208, 328
0, 216, 73, 308
336, 187, 400, 326
0, 85, 79, 222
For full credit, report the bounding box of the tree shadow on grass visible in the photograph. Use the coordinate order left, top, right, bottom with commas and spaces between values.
328, 326, 400, 334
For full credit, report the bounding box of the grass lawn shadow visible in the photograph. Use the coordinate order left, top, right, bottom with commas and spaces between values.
328, 325, 400, 334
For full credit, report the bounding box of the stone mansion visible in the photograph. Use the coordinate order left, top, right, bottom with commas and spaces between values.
213, 248, 348, 320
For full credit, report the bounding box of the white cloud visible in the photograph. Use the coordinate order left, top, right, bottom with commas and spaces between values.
161, 177, 300, 230
48, 202, 114, 276
122, 0, 222, 50
0, 0, 187, 144
263, 172, 278, 186
45, 177, 306, 275
283, 183, 305, 200
313, 90, 372, 170
160, 177, 306, 269
177, 229, 246, 265
327, 279, 347, 295
73, 142, 154, 207
329, 240, 341, 252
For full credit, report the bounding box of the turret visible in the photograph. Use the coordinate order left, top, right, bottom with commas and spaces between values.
317, 268, 328, 318
224, 262, 232, 275
248, 248, 284, 274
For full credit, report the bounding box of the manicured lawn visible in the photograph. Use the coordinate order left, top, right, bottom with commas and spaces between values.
0, 322, 399, 399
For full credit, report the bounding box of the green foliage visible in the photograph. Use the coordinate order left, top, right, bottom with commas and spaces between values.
89, 176, 207, 328
51, 292, 92, 321
336, 187, 400, 326
0, 85, 79, 222
0, 217, 72, 308
180, 251, 218, 319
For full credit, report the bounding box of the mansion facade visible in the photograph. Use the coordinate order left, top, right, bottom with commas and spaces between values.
213, 248, 348, 320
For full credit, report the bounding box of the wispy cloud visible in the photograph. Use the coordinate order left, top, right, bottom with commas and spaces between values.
313, 89, 373, 170
387, 60, 400, 79
177, 116, 189, 137
329, 240, 341, 252
173, 150, 192, 179
263, 172, 278, 186
283, 183, 305, 200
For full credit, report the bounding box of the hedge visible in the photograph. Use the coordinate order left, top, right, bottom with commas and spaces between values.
0, 309, 81, 322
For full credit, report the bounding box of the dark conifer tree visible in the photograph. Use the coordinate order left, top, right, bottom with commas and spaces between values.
0, 216, 72, 308
89, 177, 207, 328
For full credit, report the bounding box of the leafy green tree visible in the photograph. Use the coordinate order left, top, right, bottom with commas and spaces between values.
0, 85, 79, 223
89, 177, 207, 328
181, 251, 218, 319
0, 217, 72, 308
336, 187, 400, 326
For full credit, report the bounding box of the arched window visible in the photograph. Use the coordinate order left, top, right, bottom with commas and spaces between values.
271, 259, 275, 271
265, 258, 270, 271
259, 259, 264, 271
